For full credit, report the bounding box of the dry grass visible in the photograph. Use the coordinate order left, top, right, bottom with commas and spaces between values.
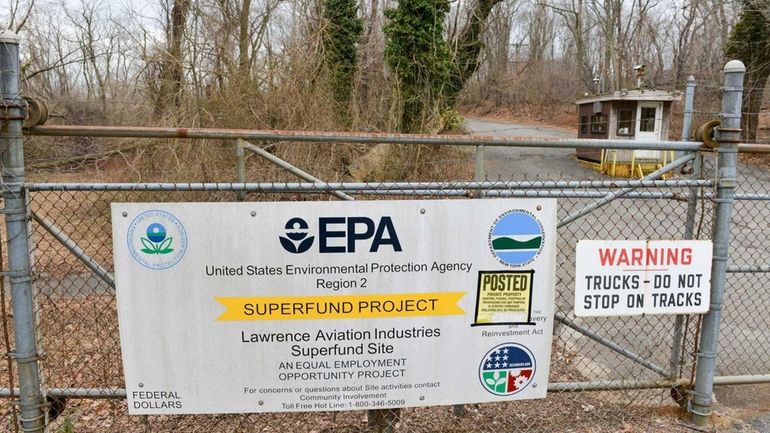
40, 396, 700, 433
460, 101, 577, 132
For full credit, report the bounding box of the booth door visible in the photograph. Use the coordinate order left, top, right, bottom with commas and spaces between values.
636, 102, 662, 141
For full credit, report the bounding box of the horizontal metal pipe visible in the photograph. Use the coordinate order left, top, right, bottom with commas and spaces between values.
487, 190, 689, 200
548, 379, 683, 392
713, 375, 770, 385
20, 186, 706, 200
733, 193, 770, 201
352, 190, 693, 200
26, 125, 705, 151
738, 144, 770, 154
550, 375, 770, 391
726, 265, 770, 273
37, 184, 770, 201
130, 189, 689, 199
25, 179, 712, 192
3, 375, 767, 399
0, 388, 125, 399
21, 185, 713, 200
353, 190, 469, 196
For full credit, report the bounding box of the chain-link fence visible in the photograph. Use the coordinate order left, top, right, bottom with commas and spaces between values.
0, 173, 714, 433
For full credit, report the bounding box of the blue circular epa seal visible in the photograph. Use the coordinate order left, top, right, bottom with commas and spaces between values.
478, 343, 536, 396
127, 210, 188, 270
488, 210, 545, 267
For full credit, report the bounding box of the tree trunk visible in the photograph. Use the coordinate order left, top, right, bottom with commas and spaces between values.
155, 0, 191, 117
239, 0, 252, 79
446, 0, 504, 105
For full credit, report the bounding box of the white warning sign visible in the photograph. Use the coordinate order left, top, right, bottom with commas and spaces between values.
574, 240, 712, 317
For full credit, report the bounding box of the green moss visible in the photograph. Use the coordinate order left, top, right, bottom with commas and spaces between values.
322, 0, 364, 125
384, 0, 452, 132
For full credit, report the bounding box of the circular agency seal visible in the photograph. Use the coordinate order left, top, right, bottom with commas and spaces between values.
127, 210, 188, 270
478, 343, 536, 396
488, 209, 545, 267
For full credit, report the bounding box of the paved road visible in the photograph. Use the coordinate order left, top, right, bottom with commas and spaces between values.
464, 118, 595, 181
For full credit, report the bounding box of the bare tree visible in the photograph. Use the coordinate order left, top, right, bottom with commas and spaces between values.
155, 0, 191, 116
5, 0, 35, 31
542, 0, 595, 91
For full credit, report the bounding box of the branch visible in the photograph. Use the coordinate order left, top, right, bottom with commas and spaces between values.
24, 54, 97, 81
14, 0, 35, 33
537, 1, 577, 17
29, 142, 151, 170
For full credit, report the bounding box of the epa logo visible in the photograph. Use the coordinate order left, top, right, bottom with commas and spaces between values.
278, 216, 402, 254
127, 210, 188, 270
279, 218, 314, 254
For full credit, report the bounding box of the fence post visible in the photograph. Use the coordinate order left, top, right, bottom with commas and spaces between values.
235, 139, 245, 201
0, 31, 46, 432
669, 75, 698, 377
681, 76, 696, 147
475, 145, 485, 182
474, 144, 485, 198
689, 60, 744, 427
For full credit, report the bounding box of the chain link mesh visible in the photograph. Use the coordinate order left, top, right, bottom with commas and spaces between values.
3, 150, 768, 432
717, 159, 770, 377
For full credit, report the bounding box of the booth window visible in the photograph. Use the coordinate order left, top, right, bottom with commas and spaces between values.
580, 116, 588, 134
640, 107, 656, 132
617, 109, 634, 136
590, 114, 607, 134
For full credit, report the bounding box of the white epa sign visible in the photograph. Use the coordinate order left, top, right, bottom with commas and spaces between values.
574, 240, 712, 317
111, 200, 558, 414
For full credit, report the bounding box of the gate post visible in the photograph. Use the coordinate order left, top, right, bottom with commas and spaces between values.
679, 75, 696, 157
689, 60, 745, 427
1, 31, 46, 432
670, 75, 698, 377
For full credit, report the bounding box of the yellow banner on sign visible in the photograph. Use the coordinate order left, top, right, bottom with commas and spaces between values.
215, 292, 466, 321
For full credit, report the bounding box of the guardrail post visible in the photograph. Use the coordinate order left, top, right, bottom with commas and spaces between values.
0, 31, 46, 432
670, 75, 698, 378
689, 60, 745, 427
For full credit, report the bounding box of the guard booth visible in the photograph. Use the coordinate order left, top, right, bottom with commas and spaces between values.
575, 90, 681, 177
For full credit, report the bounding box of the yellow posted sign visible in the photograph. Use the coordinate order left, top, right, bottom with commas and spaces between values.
473, 271, 535, 325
